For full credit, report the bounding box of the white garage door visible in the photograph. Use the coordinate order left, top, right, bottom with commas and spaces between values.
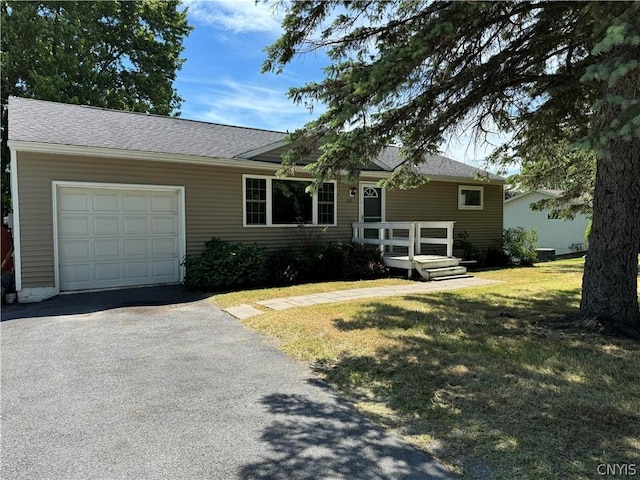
56, 185, 182, 291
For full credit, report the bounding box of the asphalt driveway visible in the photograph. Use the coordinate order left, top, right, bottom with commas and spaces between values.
1, 286, 456, 479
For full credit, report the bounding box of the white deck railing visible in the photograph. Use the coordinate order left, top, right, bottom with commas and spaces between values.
352, 221, 455, 261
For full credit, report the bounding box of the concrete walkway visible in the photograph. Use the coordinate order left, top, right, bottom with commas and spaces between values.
224, 277, 500, 319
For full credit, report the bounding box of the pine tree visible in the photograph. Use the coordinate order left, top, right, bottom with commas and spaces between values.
264, 1, 640, 336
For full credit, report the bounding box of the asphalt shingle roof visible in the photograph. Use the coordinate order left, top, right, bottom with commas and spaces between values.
8, 96, 287, 159
9, 96, 503, 182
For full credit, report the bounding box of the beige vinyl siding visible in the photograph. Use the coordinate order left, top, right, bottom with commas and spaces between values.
16, 150, 502, 289
16, 151, 357, 288
386, 182, 503, 252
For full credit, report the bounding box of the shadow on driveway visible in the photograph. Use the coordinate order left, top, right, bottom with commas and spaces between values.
1, 285, 209, 321
240, 380, 456, 480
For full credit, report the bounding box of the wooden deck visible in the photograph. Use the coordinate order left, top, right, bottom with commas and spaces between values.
352, 222, 468, 280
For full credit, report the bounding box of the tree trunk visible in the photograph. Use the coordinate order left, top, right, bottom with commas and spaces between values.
580, 62, 640, 337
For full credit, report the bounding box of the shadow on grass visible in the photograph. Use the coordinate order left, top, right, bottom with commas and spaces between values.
323, 290, 640, 479
238, 386, 457, 480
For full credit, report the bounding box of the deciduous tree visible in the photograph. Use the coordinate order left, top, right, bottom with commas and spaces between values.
1, 0, 192, 206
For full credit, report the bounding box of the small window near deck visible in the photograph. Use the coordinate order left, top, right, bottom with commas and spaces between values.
458, 185, 484, 210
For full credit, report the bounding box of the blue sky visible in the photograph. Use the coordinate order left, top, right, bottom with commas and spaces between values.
174, 0, 504, 168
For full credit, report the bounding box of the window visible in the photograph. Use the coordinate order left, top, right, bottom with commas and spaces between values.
243, 175, 337, 226
245, 178, 266, 225
317, 183, 335, 225
458, 185, 484, 210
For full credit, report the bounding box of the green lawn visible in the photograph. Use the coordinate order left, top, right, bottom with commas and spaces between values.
213, 258, 640, 479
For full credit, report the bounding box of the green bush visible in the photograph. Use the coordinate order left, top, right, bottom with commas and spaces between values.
265, 248, 309, 285
503, 227, 539, 266
341, 242, 389, 279
185, 237, 390, 291
183, 238, 267, 291
485, 246, 512, 267
454, 231, 483, 262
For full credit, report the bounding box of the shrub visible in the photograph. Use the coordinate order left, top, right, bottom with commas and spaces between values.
341, 242, 389, 279
503, 227, 539, 266
183, 238, 267, 291
265, 248, 309, 286
485, 246, 512, 267
454, 231, 483, 262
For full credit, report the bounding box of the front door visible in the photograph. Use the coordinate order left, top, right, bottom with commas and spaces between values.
360, 183, 384, 239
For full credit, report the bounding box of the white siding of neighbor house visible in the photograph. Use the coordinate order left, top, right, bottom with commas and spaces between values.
504, 192, 590, 255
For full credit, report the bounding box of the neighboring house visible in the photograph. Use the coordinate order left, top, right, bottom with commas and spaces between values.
504, 189, 590, 256
8, 97, 504, 302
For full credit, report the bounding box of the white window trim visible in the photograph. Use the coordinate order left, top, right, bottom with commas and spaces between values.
458, 185, 484, 210
242, 174, 337, 227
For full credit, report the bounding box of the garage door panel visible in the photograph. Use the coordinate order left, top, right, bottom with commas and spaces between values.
123, 195, 148, 211
93, 216, 120, 235
94, 263, 121, 281
152, 238, 177, 255
60, 240, 91, 260
93, 193, 120, 211
151, 216, 177, 234
152, 259, 179, 278
124, 262, 149, 279
124, 216, 149, 234
151, 195, 177, 212
124, 239, 149, 256
60, 192, 89, 211
60, 217, 90, 236
94, 239, 120, 258
60, 264, 91, 284
58, 186, 181, 291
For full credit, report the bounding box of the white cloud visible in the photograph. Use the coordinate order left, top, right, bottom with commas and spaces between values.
183, 0, 283, 34
180, 77, 321, 132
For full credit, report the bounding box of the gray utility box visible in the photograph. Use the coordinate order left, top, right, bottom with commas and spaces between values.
536, 248, 556, 262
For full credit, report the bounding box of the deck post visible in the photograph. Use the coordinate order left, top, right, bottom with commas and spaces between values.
408, 223, 415, 277
378, 227, 385, 254
414, 222, 421, 255
446, 222, 454, 257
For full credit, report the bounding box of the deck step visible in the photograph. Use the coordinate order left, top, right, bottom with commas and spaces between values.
431, 274, 474, 281
419, 265, 468, 281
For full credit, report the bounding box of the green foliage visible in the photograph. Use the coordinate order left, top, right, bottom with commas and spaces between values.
584, 219, 592, 248
340, 243, 389, 280
484, 246, 512, 268
503, 227, 539, 267
265, 0, 640, 328
183, 238, 267, 292
453, 231, 483, 262
1, 0, 192, 204
267, 242, 388, 286
264, 2, 638, 188
186, 237, 389, 291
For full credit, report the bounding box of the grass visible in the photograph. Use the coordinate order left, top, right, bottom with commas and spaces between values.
215, 258, 640, 479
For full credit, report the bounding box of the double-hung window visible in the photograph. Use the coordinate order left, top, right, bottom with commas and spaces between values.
458, 185, 484, 210
243, 175, 337, 226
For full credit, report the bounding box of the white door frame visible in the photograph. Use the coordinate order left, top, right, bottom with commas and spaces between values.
358, 181, 386, 223
52, 181, 186, 293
